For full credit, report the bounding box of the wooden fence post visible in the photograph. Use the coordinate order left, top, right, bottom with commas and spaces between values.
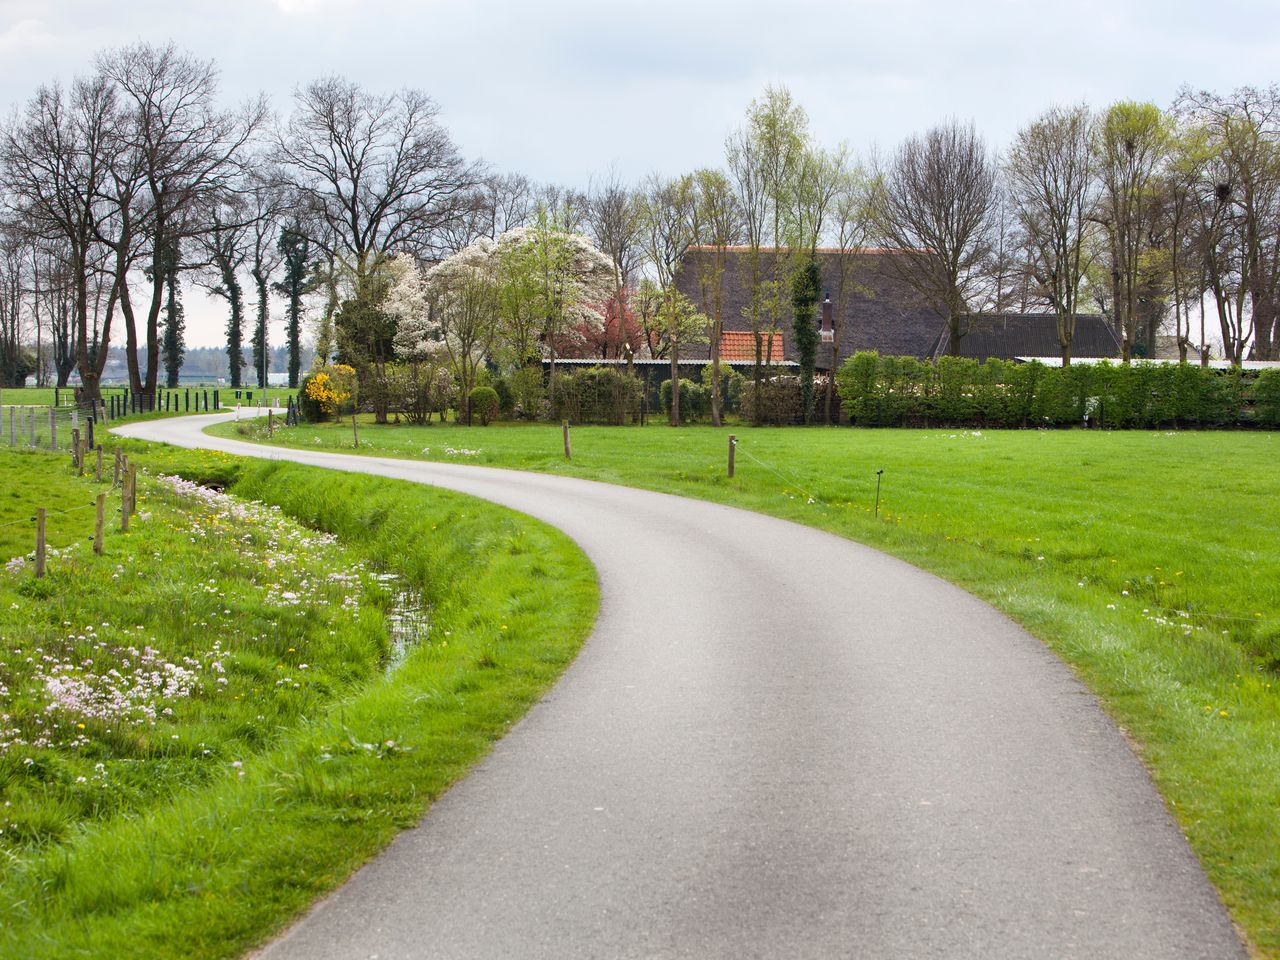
86, 416, 95, 451
96, 446, 104, 482
113, 449, 122, 487
563, 420, 571, 460
267, 408, 273, 437
34, 507, 46, 578
728, 434, 736, 478
128, 464, 137, 516
48, 407, 56, 451
72, 428, 82, 474
94, 493, 105, 555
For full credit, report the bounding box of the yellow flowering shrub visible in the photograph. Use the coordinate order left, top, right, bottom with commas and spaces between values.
302, 364, 357, 418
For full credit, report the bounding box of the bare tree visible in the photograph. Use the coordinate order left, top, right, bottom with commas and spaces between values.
871, 120, 998, 356
246, 172, 285, 387
691, 168, 743, 426
586, 169, 642, 371
1176, 86, 1280, 362
1005, 104, 1099, 365
639, 174, 699, 425
537, 183, 589, 234
97, 42, 266, 398
725, 87, 809, 419
193, 196, 252, 387
1094, 101, 1170, 362
1, 77, 120, 401
276, 77, 478, 416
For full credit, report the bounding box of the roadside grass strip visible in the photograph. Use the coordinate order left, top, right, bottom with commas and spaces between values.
0, 447, 597, 959
210, 418, 1280, 957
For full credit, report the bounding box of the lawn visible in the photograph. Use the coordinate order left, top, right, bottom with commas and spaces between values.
0, 444, 597, 959
210, 415, 1280, 956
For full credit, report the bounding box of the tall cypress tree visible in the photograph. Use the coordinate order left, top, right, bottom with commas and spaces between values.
791, 257, 821, 424
274, 227, 312, 389
159, 237, 185, 388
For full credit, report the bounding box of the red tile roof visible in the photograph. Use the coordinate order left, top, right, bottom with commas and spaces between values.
720, 331, 784, 363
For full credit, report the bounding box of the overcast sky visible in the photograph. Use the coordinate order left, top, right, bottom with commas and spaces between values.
2, 0, 1277, 348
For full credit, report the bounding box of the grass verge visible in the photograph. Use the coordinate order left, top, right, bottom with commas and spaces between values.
210, 416, 1280, 956
0, 443, 597, 959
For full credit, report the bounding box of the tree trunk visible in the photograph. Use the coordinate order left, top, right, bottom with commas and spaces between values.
670, 345, 680, 427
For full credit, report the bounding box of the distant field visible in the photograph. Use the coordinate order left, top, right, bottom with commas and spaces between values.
209, 416, 1280, 956
0, 385, 299, 408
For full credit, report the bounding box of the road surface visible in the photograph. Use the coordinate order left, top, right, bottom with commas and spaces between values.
116, 413, 1245, 959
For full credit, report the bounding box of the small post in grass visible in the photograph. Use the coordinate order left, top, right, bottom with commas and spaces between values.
874, 469, 884, 518
351, 410, 359, 449
127, 464, 137, 517
267, 407, 273, 437
34, 507, 46, 578
727, 434, 736, 478
113, 449, 122, 487
72, 429, 83, 475
94, 493, 105, 555
95, 446, 104, 482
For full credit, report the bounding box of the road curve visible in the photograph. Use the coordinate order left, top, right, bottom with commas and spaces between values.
116, 413, 1245, 960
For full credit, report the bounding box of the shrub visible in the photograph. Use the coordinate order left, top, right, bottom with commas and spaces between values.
381, 363, 436, 424
507, 367, 545, 420
741, 376, 803, 425
299, 364, 356, 422
701, 363, 747, 413
468, 386, 500, 425
660, 378, 710, 421
549, 367, 643, 425
1251, 369, 1280, 427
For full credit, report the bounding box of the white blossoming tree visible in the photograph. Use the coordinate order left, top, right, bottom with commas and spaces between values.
496, 210, 617, 383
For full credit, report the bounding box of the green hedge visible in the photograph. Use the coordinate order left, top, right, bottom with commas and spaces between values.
549, 367, 643, 425
660, 379, 710, 421
741, 376, 804, 425
836, 352, 1264, 428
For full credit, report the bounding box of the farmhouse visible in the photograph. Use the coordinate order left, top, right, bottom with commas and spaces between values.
675, 246, 1122, 368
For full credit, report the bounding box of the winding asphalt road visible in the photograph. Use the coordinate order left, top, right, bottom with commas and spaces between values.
117, 413, 1245, 959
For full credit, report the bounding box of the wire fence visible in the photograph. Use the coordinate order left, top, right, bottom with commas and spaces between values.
3, 405, 89, 453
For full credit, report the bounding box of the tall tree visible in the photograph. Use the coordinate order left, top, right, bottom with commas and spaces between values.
275, 222, 313, 388
1176, 86, 1280, 362
691, 168, 743, 426
98, 42, 265, 398
790, 257, 821, 423
156, 235, 184, 386
639, 174, 698, 425
726, 87, 810, 420
586, 170, 642, 370
246, 177, 284, 388
276, 77, 478, 418
871, 120, 999, 356
824, 165, 873, 423
1, 77, 120, 401
195, 199, 250, 388
1005, 104, 1099, 365
1094, 101, 1170, 362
